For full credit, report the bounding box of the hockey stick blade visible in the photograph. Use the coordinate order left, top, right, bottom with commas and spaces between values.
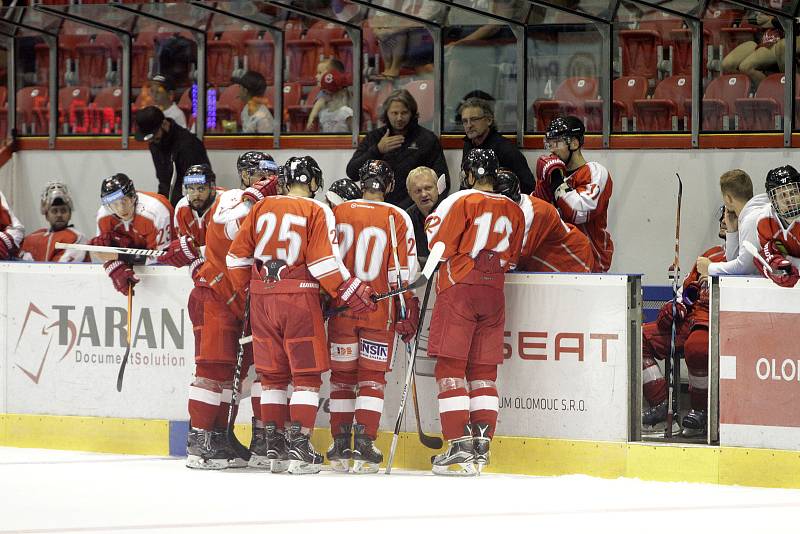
56, 242, 166, 257
116, 346, 130, 392
742, 240, 773, 274
411, 373, 443, 449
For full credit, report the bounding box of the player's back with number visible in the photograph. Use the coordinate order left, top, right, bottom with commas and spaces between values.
425, 189, 525, 291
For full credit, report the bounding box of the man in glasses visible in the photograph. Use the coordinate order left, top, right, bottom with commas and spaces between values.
459, 97, 535, 194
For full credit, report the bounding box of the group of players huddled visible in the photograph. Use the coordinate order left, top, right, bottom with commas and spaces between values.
1, 115, 799, 474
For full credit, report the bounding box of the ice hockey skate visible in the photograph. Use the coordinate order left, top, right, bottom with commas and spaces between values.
472, 423, 491, 474
432, 427, 477, 476
186, 428, 230, 470
263, 422, 289, 473
247, 421, 271, 469
326, 424, 352, 473
641, 400, 681, 435
352, 424, 383, 474
286, 422, 323, 474
681, 409, 707, 438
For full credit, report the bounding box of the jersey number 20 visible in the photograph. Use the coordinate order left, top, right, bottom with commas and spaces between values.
337, 224, 388, 282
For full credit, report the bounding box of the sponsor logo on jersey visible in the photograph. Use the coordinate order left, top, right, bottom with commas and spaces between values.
424, 216, 441, 232
299, 282, 319, 289
359, 338, 388, 363
330, 342, 358, 361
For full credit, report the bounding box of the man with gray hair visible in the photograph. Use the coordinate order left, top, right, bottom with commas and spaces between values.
459, 97, 535, 194
405, 166, 446, 263
347, 89, 450, 209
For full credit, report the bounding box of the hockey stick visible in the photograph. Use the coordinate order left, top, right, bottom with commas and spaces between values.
226, 291, 252, 461
385, 268, 439, 474
742, 240, 774, 274
55, 242, 166, 257
665, 173, 683, 438
116, 283, 133, 392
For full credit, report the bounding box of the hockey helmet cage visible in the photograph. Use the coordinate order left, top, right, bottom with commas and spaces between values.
183, 164, 216, 187
358, 160, 395, 193
461, 148, 499, 188
545, 115, 585, 145
100, 173, 136, 205
326, 178, 362, 206
766, 165, 800, 219
283, 156, 324, 194
495, 168, 521, 204
40, 181, 74, 214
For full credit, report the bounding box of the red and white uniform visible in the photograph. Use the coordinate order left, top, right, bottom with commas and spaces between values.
517, 194, 594, 273
555, 162, 614, 272
424, 189, 525, 441
755, 205, 800, 269
19, 227, 86, 262
0, 190, 25, 258
328, 199, 417, 440
642, 245, 724, 412
227, 195, 351, 431
95, 192, 173, 263
186, 188, 258, 432
173, 187, 224, 245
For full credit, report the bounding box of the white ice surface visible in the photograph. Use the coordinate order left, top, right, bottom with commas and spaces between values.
2, 446, 800, 534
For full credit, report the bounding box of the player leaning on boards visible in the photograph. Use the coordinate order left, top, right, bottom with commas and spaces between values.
88, 174, 174, 295
227, 156, 378, 475
326, 160, 420, 474
752, 165, 800, 288
534, 116, 614, 272
424, 148, 525, 476
18, 182, 86, 262
0, 188, 25, 261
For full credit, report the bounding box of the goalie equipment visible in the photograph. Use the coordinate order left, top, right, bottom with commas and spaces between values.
765, 165, 800, 221
494, 168, 521, 203
282, 156, 324, 196
326, 178, 362, 207
358, 160, 395, 194
40, 182, 74, 215
460, 148, 498, 189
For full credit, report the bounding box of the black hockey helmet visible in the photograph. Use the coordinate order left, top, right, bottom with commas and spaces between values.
100, 173, 136, 205
326, 178, 362, 207
282, 156, 323, 196
495, 168, 521, 203
545, 115, 585, 146
237, 151, 278, 175
358, 160, 395, 194
461, 148, 498, 188
766, 165, 800, 219
183, 163, 216, 187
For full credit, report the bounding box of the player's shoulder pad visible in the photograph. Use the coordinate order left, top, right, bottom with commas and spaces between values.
137, 192, 173, 220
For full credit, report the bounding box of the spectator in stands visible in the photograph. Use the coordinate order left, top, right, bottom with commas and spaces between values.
459, 97, 535, 194
405, 166, 446, 263
346, 89, 449, 209
135, 106, 211, 207
18, 182, 86, 262
233, 70, 274, 134
370, 2, 443, 79
307, 58, 348, 130
149, 73, 187, 129
0, 188, 24, 261
721, 13, 783, 86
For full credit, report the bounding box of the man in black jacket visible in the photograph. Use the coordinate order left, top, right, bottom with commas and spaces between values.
346, 89, 449, 209
459, 97, 535, 194
135, 106, 211, 207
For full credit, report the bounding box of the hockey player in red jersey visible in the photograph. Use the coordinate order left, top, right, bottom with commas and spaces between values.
227, 156, 378, 474
19, 182, 86, 262
89, 174, 173, 294
641, 207, 727, 437
327, 160, 419, 473
0, 189, 24, 260
425, 149, 525, 475
534, 116, 614, 272
494, 169, 594, 273
753, 165, 800, 289
172, 151, 280, 469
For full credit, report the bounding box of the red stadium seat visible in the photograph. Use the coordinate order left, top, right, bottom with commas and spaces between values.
639, 18, 684, 42
35, 33, 91, 86
719, 22, 757, 57
16, 86, 48, 135
618, 29, 662, 80
633, 75, 692, 131
703, 74, 750, 130
306, 21, 347, 59
703, 6, 744, 48
532, 77, 598, 131
244, 35, 275, 84
669, 29, 710, 77
403, 79, 434, 125
584, 76, 648, 131
206, 34, 237, 87
213, 84, 245, 132
75, 34, 120, 88
90, 86, 124, 134
132, 31, 160, 88
734, 73, 792, 131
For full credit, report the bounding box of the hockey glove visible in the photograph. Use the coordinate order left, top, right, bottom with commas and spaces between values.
159, 235, 200, 268
189, 258, 204, 281
656, 300, 687, 330
760, 240, 800, 288
104, 260, 140, 295
535, 155, 567, 201
395, 295, 420, 343
242, 177, 279, 205
88, 232, 135, 249
0, 231, 16, 260
338, 276, 377, 313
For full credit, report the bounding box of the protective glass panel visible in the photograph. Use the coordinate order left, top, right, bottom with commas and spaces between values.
0, 43, 7, 144
733, 0, 796, 14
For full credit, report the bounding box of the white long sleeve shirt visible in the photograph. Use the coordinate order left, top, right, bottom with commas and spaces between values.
708, 193, 770, 276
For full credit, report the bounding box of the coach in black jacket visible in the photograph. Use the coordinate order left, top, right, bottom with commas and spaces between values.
459, 97, 535, 194
346, 89, 450, 209
135, 106, 211, 207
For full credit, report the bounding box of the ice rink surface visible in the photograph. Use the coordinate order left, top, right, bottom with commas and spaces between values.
3, 446, 800, 534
